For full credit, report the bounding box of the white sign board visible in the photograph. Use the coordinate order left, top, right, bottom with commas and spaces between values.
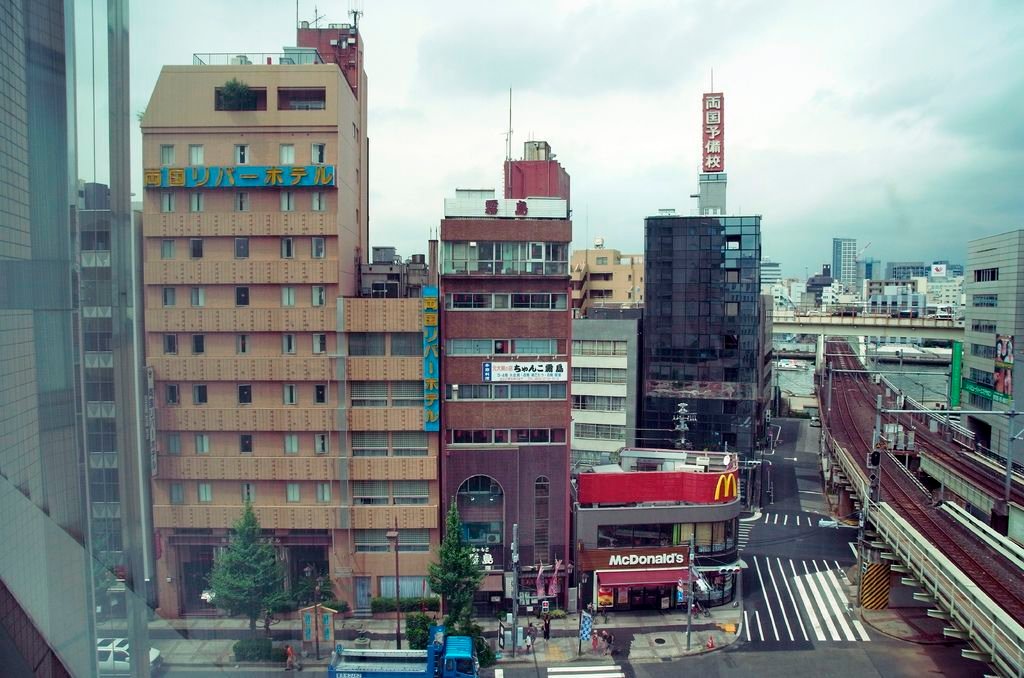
482, 361, 568, 382
443, 197, 568, 219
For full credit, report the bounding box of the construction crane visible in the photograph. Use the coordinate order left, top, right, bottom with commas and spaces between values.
854, 241, 871, 263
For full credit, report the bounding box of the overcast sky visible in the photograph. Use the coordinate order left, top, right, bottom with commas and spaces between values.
131, 0, 1024, 278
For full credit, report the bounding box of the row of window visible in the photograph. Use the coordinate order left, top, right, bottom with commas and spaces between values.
971, 319, 998, 333
445, 293, 568, 310
572, 395, 626, 412
974, 267, 999, 282
160, 142, 327, 167
446, 338, 559, 356
165, 431, 330, 455
349, 333, 422, 356
159, 190, 328, 213
168, 480, 332, 505
441, 240, 570, 276
573, 422, 626, 440
445, 428, 567, 445
164, 382, 330, 407
972, 294, 999, 307
571, 340, 629, 356
161, 285, 328, 309
352, 480, 430, 505
572, 367, 628, 384
163, 381, 424, 408
351, 431, 430, 457
162, 332, 327, 355
596, 521, 736, 553
445, 383, 567, 400
970, 343, 997, 359
354, 529, 430, 553
968, 368, 994, 387
160, 236, 326, 260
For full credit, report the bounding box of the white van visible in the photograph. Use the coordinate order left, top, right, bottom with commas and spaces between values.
97, 638, 163, 676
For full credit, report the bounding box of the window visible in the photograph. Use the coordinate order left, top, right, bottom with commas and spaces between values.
165, 384, 179, 405
281, 287, 296, 307
312, 143, 326, 164
279, 87, 327, 110
238, 384, 252, 404
286, 483, 300, 502
235, 287, 250, 306
236, 334, 250, 354
160, 144, 174, 165
725, 302, 739, 316
353, 431, 388, 457
572, 340, 628, 356
314, 433, 329, 454
191, 334, 205, 354
354, 529, 389, 552
312, 191, 325, 211
235, 192, 250, 212
971, 343, 997, 359
313, 333, 327, 354
350, 333, 385, 356
725, 268, 740, 283
312, 286, 326, 306
512, 338, 557, 354
188, 144, 204, 165
390, 333, 420, 356
194, 434, 209, 454
283, 384, 298, 405
973, 294, 998, 307
160, 239, 175, 259
353, 480, 388, 505
234, 237, 249, 259
572, 395, 626, 411
160, 192, 174, 213
393, 480, 429, 505
190, 287, 206, 307
596, 256, 608, 265
240, 434, 253, 454
281, 237, 294, 258
170, 483, 184, 505
314, 384, 327, 404
241, 482, 255, 502
167, 433, 181, 455
312, 237, 326, 258
284, 433, 299, 455
189, 192, 203, 212
190, 238, 203, 259
192, 384, 208, 405
316, 482, 331, 503
574, 422, 625, 440
163, 334, 177, 354
282, 334, 296, 354
279, 143, 295, 165
234, 144, 249, 164
162, 287, 176, 307
572, 367, 627, 383
351, 382, 387, 407
393, 431, 428, 456
974, 267, 999, 282
198, 483, 213, 503
388, 382, 421, 407
280, 191, 294, 212
971, 319, 997, 333
535, 477, 549, 561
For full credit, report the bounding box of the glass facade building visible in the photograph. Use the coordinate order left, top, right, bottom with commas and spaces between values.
641, 215, 768, 464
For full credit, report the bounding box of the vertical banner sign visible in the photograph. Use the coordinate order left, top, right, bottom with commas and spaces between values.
949, 340, 963, 408
702, 93, 725, 172
995, 335, 1014, 404
422, 286, 440, 431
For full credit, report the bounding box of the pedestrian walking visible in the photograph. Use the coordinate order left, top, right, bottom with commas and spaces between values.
605, 631, 615, 656
592, 625, 600, 654
284, 644, 296, 671
542, 613, 551, 642
524, 630, 534, 654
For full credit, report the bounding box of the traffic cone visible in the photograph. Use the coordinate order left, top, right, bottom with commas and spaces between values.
705, 636, 715, 650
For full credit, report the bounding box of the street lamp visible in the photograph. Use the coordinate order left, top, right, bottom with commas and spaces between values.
386, 520, 402, 649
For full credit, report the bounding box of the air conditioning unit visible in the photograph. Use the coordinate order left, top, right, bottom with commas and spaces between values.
485, 534, 500, 544
330, 39, 339, 46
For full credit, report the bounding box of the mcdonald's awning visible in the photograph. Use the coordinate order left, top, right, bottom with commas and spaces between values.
597, 568, 688, 587
480, 573, 504, 592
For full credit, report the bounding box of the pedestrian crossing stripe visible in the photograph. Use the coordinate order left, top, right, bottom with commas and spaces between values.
547, 666, 625, 678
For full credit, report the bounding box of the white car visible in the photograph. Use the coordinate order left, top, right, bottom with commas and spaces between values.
97, 638, 163, 676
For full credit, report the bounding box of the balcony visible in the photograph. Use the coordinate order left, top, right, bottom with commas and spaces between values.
350, 456, 437, 481
144, 260, 338, 286
158, 407, 336, 432
145, 307, 334, 333
154, 504, 336, 530
158, 455, 336, 481
149, 357, 333, 382
346, 357, 421, 381
350, 505, 438, 530
348, 407, 423, 431
141, 212, 335, 238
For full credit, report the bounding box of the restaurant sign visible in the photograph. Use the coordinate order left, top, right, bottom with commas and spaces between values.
579, 545, 690, 571
482, 361, 567, 382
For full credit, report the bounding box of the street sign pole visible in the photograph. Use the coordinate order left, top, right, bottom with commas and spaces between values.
685, 535, 694, 651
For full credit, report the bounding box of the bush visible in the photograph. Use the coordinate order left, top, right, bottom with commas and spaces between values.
548, 609, 567, 620
320, 599, 350, 613
269, 647, 287, 663
371, 596, 439, 613
232, 638, 273, 662
406, 612, 433, 650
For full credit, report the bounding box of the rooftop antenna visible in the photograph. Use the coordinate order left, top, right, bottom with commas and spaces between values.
507, 88, 513, 161
710, 67, 714, 91
349, 2, 363, 29
307, 4, 326, 28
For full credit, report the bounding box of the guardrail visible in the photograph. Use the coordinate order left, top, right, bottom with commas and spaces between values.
823, 429, 1024, 677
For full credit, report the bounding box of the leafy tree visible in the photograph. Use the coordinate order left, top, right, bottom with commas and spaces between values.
219, 78, 256, 110
405, 612, 433, 650
428, 500, 484, 633
208, 501, 285, 637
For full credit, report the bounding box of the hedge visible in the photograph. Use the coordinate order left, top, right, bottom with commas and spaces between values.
370, 596, 439, 613
233, 639, 289, 663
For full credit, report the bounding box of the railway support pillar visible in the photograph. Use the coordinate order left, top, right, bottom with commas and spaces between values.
815, 334, 825, 374
838, 488, 855, 520
858, 547, 891, 610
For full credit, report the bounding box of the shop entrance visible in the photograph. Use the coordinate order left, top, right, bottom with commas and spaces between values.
595, 568, 687, 612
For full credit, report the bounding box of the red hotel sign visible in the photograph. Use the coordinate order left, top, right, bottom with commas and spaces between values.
579, 545, 690, 571
578, 469, 739, 505
702, 92, 724, 173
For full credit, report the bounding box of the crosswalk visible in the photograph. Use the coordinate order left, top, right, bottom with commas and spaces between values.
742, 556, 871, 644
738, 521, 755, 549
760, 511, 827, 527
546, 665, 625, 678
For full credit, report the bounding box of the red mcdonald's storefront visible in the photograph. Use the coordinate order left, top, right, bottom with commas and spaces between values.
579, 546, 692, 611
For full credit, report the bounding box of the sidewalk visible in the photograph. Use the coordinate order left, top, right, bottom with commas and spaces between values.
150, 605, 743, 669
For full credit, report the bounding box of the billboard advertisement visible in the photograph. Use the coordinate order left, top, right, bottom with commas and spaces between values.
422, 286, 440, 431
578, 469, 739, 505
931, 263, 947, 277
482, 361, 567, 382
702, 93, 725, 173
995, 334, 1014, 398
144, 164, 335, 189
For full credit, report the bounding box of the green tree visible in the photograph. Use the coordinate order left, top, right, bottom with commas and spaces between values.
428, 500, 484, 633
208, 501, 285, 637
405, 611, 433, 650
219, 78, 255, 110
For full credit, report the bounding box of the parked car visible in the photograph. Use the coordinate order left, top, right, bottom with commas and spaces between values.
97, 638, 163, 676
809, 416, 821, 427
817, 519, 839, 529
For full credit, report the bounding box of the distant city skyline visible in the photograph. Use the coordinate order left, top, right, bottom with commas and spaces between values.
131, 1, 1023, 278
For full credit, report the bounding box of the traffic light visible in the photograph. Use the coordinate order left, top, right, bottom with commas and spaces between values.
868, 449, 880, 468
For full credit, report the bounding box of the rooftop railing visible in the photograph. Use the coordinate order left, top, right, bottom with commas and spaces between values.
192, 51, 324, 66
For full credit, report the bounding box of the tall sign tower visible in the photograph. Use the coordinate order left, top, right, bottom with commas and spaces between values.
692, 92, 727, 215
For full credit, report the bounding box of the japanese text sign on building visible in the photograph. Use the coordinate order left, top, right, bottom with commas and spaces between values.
702, 93, 725, 173
482, 361, 567, 382
143, 165, 336, 189
422, 286, 440, 431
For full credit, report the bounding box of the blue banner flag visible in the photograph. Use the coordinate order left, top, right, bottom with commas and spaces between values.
579, 611, 593, 640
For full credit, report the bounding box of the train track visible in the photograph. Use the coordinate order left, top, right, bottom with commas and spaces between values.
823, 339, 1024, 624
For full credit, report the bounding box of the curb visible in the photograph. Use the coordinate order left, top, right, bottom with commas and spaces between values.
857, 609, 952, 646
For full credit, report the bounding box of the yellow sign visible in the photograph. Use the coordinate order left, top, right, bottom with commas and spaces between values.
713, 472, 738, 501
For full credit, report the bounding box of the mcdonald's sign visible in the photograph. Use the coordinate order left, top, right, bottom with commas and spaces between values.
714, 472, 738, 501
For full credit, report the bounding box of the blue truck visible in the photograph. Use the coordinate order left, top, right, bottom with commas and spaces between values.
327, 626, 478, 678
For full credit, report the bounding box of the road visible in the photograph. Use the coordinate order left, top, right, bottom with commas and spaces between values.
494, 419, 989, 678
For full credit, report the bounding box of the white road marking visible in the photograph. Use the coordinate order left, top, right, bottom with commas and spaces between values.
795, 515, 801, 526
813, 561, 856, 641
773, 514, 779, 525
496, 670, 503, 678
755, 610, 765, 641
849, 542, 859, 559
852, 619, 872, 642
822, 562, 868, 642
764, 513, 770, 524
547, 667, 625, 677
744, 610, 751, 641
799, 490, 822, 494
753, 556, 781, 641
802, 561, 841, 640
765, 556, 795, 641
783, 515, 789, 526
777, 557, 808, 641
789, 559, 826, 642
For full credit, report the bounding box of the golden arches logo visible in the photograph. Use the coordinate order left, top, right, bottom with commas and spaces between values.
714, 473, 738, 500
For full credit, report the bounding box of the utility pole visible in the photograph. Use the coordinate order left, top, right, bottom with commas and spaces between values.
826, 365, 833, 416
511, 523, 520, 658
685, 535, 694, 651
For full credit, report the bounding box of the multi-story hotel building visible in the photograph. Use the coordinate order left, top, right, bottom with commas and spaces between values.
140, 32, 383, 615
439, 181, 573, 609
